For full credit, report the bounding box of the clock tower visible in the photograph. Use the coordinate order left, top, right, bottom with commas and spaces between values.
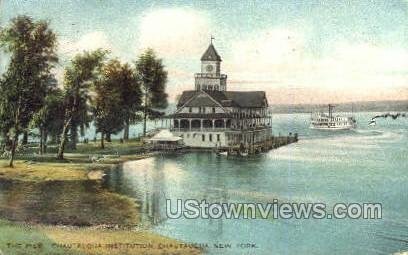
195, 40, 227, 91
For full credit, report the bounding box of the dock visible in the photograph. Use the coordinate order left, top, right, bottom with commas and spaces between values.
226, 133, 298, 155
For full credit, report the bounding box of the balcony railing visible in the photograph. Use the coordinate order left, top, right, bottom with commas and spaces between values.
170, 125, 272, 132
194, 73, 227, 79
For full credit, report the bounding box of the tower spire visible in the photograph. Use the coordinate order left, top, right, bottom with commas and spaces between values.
210, 35, 214, 45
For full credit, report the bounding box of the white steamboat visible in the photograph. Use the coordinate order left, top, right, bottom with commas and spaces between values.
310, 104, 356, 130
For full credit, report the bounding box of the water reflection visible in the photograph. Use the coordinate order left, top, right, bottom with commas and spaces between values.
101, 136, 408, 255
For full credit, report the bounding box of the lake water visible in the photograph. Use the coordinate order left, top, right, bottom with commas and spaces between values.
0, 112, 406, 254
104, 112, 408, 255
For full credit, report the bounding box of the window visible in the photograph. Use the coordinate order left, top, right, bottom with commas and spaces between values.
189, 107, 192, 113
209, 134, 212, 142
212, 107, 216, 113
203, 107, 206, 113
202, 134, 205, 141
217, 134, 220, 142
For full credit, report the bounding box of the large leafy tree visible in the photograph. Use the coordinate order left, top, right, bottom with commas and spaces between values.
0, 16, 58, 167
57, 50, 106, 159
92, 59, 127, 148
118, 62, 142, 141
30, 85, 65, 154
135, 49, 168, 136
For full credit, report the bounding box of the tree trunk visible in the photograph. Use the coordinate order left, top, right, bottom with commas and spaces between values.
143, 89, 148, 137
39, 127, 44, 154
69, 124, 77, 150
143, 105, 147, 137
123, 117, 130, 141
22, 131, 28, 145
100, 132, 105, 149
106, 132, 111, 142
43, 130, 48, 154
9, 133, 18, 168
57, 116, 72, 160
9, 102, 21, 167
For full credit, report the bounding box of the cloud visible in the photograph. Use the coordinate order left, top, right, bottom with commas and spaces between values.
58, 31, 113, 56
223, 27, 408, 103
226, 28, 307, 83
54, 31, 114, 87
137, 8, 210, 58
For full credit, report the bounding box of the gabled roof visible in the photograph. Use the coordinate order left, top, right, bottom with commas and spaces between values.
184, 94, 220, 107
200, 43, 222, 61
148, 129, 182, 142
177, 90, 268, 108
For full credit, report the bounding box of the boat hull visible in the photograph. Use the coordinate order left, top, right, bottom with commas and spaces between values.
309, 125, 355, 130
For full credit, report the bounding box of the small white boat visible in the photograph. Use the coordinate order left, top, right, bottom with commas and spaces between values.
217, 151, 228, 156
368, 119, 376, 126
310, 104, 356, 130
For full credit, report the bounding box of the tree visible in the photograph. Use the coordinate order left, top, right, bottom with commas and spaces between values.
117, 62, 142, 141
30, 86, 65, 154
135, 49, 168, 136
57, 50, 106, 159
0, 16, 58, 167
67, 90, 92, 150
92, 59, 127, 148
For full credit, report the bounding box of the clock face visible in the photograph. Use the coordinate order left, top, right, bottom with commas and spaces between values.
206, 65, 213, 72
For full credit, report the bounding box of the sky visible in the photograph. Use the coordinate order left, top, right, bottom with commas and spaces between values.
0, 0, 407, 104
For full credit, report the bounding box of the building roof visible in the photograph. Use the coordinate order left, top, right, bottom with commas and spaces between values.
168, 113, 233, 119
200, 43, 222, 61
148, 129, 182, 142
177, 90, 268, 108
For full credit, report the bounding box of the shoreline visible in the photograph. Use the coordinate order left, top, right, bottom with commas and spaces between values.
0, 152, 155, 182
0, 145, 202, 254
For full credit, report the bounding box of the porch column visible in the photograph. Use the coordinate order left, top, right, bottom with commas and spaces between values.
212, 119, 215, 130
223, 119, 226, 129
200, 119, 203, 131
189, 119, 192, 131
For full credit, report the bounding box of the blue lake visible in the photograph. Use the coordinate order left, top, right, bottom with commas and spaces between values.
104, 112, 408, 255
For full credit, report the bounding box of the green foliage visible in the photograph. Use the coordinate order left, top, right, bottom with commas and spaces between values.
0, 15, 58, 166
136, 48, 168, 109
118, 62, 143, 123
135, 49, 168, 135
57, 49, 107, 158
92, 59, 127, 137
0, 16, 58, 126
63, 49, 107, 127
30, 87, 65, 138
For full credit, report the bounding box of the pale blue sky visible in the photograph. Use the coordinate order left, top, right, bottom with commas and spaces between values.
1, 0, 407, 103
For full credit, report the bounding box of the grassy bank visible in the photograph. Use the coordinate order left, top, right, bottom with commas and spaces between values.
0, 160, 93, 181
0, 139, 202, 255
39, 138, 146, 155
0, 156, 151, 182
0, 138, 153, 182
0, 220, 201, 255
